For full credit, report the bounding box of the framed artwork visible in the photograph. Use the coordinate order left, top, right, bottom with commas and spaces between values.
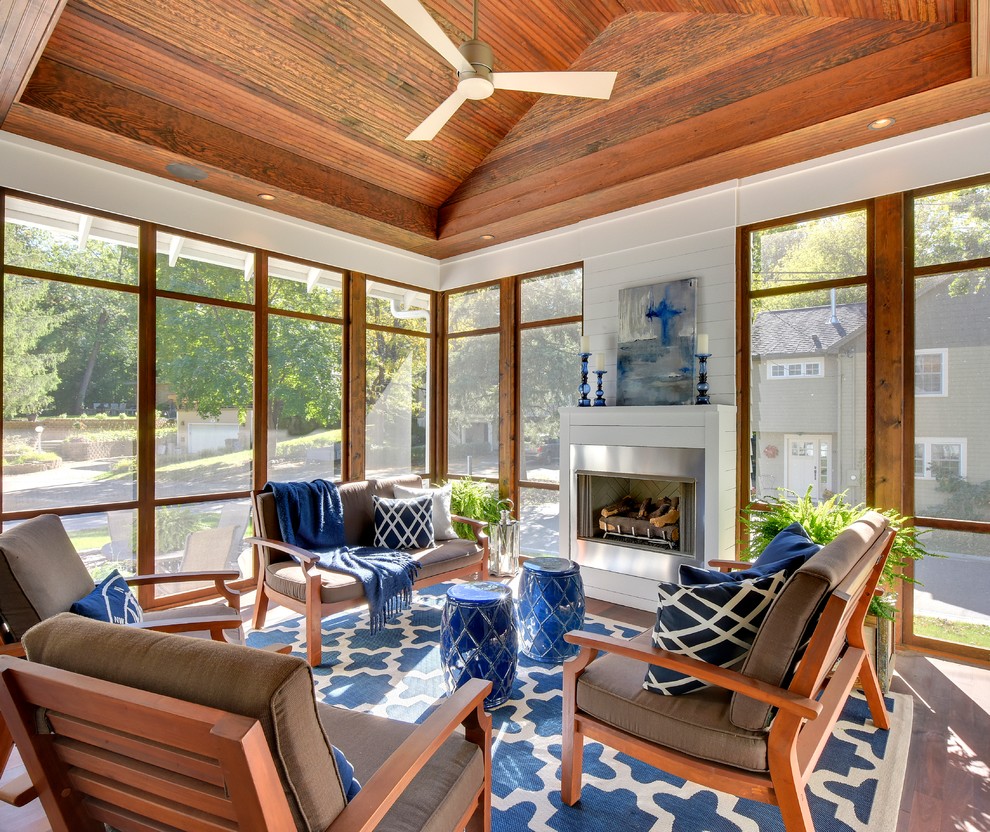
617, 278, 698, 406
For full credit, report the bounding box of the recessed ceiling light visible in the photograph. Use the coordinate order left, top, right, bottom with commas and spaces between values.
258, 193, 276, 201
165, 162, 208, 182
480, 234, 495, 240
868, 117, 896, 130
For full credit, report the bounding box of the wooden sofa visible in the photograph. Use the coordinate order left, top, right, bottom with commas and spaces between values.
251, 475, 489, 666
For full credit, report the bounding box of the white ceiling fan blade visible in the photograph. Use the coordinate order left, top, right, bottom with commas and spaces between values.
406, 89, 469, 140
492, 71, 617, 99
378, 0, 470, 72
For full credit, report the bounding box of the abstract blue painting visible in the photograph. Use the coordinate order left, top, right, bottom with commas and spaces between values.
617, 278, 697, 406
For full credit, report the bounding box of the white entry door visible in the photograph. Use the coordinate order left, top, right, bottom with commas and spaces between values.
784, 435, 831, 500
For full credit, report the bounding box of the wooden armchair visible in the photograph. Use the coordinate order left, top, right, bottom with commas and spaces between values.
561, 512, 895, 832
0, 513, 243, 809
0, 614, 492, 832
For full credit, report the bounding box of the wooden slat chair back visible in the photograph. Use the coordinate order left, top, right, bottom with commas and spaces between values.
561, 514, 896, 832
0, 656, 296, 832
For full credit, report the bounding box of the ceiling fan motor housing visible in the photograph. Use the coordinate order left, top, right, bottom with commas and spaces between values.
457, 39, 495, 99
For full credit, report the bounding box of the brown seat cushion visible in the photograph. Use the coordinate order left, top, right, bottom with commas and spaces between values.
318, 703, 485, 832
0, 514, 95, 640
23, 613, 346, 832
577, 630, 770, 772
266, 539, 482, 605
729, 511, 888, 731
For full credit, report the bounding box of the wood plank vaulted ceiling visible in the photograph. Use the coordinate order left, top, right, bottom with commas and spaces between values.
2, 0, 989, 258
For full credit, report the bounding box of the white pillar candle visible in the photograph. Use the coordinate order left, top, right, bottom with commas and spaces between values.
580, 335, 590, 353
696, 333, 709, 354
595, 353, 605, 371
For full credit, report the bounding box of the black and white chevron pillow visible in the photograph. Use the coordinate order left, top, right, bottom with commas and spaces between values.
373, 494, 434, 550
643, 570, 787, 696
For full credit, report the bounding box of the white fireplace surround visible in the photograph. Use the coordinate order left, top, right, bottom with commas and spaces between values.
559, 405, 736, 611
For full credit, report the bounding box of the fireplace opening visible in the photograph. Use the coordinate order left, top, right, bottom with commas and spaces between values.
577, 472, 695, 558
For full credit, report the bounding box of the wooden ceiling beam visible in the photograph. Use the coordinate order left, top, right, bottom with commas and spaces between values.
438, 25, 972, 242
3, 101, 443, 257
14, 57, 438, 244
0, 0, 67, 121
432, 75, 990, 258
974, 0, 989, 75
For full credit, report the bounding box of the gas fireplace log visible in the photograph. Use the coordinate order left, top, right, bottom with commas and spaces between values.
649, 509, 680, 528
637, 499, 653, 519
601, 495, 636, 518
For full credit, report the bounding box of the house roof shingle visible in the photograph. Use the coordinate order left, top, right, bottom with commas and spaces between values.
751, 302, 867, 356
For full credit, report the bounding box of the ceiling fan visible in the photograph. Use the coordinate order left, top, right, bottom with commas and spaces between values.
379, 0, 617, 141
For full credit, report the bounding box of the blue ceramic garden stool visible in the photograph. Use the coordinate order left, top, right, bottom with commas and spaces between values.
518, 557, 586, 663
440, 581, 518, 709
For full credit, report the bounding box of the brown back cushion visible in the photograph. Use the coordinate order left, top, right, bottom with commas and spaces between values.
0, 515, 95, 640
257, 477, 424, 551
23, 614, 346, 832
729, 511, 888, 731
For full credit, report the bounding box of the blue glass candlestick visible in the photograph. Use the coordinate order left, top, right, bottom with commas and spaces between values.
695, 353, 711, 405
578, 352, 591, 406
593, 370, 607, 406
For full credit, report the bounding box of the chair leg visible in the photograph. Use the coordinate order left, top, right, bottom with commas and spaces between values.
858, 652, 891, 731
251, 575, 270, 631
305, 616, 323, 667
774, 779, 815, 832
560, 722, 585, 805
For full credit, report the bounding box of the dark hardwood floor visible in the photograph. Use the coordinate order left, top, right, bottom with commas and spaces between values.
2, 598, 987, 831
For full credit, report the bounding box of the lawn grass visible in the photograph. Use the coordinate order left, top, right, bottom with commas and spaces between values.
914, 616, 990, 650
67, 528, 111, 553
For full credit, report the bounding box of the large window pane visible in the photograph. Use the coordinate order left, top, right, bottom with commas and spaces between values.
448, 285, 499, 333
750, 210, 867, 291
519, 487, 560, 556
520, 323, 580, 484
521, 268, 582, 323
750, 287, 867, 504
269, 256, 343, 318
3, 277, 138, 512
366, 332, 429, 477
154, 499, 251, 597
156, 298, 253, 497
156, 233, 254, 303
269, 315, 343, 481
915, 183, 990, 268
447, 334, 499, 478
4, 197, 139, 285
913, 272, 990, 521
367, 280, 430, 332
913, 528, 990, 650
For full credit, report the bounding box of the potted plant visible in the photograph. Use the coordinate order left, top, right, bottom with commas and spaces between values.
740, 487, 935, 691
446, 478, 504, 541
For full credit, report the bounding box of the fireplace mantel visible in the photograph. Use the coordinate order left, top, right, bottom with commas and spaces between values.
559, 405, 736, 611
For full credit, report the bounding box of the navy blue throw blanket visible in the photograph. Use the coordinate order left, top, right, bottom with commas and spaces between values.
262, 480, 420, 632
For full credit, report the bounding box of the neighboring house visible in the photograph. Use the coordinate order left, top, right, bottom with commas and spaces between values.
750, 278, 990, 511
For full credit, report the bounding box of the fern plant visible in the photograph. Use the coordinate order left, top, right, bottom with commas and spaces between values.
741, 487, 936, 619
445, 477, 505, 541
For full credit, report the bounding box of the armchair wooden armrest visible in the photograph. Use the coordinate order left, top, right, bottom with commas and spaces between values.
451, 514, 489, 546
246, 535, 320, 567
707, 559, 751, 572
0, 644, 25, 658
127, 614, 242, 637
327, 677, 493, 832
126, 570, 241, 609
563, 630, 821, 720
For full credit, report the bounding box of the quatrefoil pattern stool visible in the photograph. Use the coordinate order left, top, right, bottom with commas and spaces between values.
440, 582, 518, 709
518, 557, 585, 663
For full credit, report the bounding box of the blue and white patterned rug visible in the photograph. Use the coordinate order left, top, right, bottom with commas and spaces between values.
247, 584, 912, 832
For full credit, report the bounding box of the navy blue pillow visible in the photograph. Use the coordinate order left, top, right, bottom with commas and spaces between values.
332, 745, 362, 802
70, 569, 143, 625
678, 522, 821, 585
753, 522, 821, 567
644, 571, 788, 696
373, 494, 434, 550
